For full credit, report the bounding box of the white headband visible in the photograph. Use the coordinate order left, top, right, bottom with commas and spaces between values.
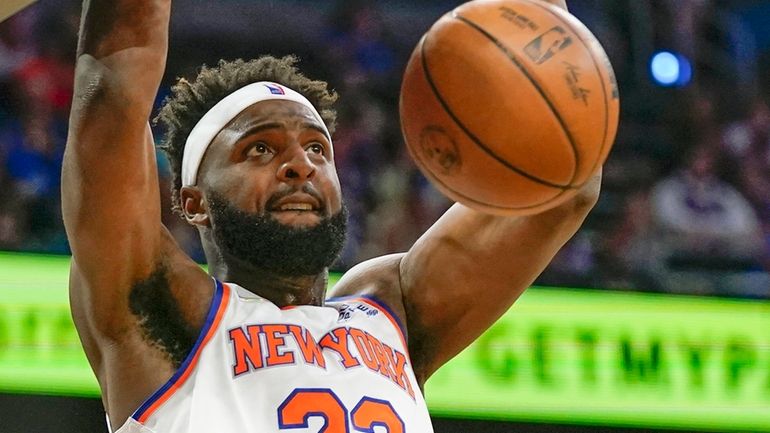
181, 81, 332, 186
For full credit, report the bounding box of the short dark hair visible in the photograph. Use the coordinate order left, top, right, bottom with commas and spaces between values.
156, 55, 339, 216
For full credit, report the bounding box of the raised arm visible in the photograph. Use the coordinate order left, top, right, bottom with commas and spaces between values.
401, 171, 599, 383
63, 0, 209, 350
63, 0, 171, 336
63, 0, 214, 425
395, 0, 579, 383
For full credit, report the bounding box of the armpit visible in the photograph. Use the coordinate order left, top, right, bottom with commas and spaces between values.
128, 264, 197, 368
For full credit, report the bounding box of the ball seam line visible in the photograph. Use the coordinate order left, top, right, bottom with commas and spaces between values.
416, 37, 574, 211
452, 11, 580, 186
526, 0, 614, 183
420, 17, 575, 190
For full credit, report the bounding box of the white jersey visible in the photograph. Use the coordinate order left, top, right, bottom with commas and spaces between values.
112, 279, 434, 433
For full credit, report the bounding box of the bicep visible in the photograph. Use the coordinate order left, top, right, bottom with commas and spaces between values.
62, 121, 163, 283
401, 199, 592, 381
62, 55, 169, 327
63, 106, 183, 340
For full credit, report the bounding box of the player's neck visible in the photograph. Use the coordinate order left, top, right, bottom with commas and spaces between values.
227, 265, 328, 308
204, 246, 329, 307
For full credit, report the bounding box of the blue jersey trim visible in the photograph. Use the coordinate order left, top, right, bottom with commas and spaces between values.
132, 278, 225, 421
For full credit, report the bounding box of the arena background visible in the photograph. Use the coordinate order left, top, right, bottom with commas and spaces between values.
0, 0, 769, 432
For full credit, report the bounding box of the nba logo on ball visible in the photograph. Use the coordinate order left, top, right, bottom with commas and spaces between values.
420, 126, 460, 176
524, 26, 573, 64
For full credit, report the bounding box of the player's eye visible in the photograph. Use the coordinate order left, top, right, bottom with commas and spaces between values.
245, 142, 271, 158
307, 143, 325, 156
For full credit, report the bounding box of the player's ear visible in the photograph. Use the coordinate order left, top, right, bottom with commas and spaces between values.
180, 186, 210, 227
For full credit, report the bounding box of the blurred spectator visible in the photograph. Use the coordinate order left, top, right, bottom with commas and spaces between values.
330, 96, 384, 266
18, 14, 75, 118
0, 162, 25, 250
0, 10, 34, 81
722, 99, 770, 272
598, 189, 665, 291
650, 143, 766, 296
324, 0, 399, 96
0, 12, 35, 125
4, 110, 66, 249
652, 144, 761, 259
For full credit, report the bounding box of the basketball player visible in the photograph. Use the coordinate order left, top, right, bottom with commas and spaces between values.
62, 0, 597, 431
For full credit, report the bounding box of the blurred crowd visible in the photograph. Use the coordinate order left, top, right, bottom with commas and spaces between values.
0, 0, 767, 298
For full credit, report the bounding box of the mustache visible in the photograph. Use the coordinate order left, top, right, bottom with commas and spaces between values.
264, 184, 326, 212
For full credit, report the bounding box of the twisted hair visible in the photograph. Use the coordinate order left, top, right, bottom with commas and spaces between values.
156, 55, 338, 216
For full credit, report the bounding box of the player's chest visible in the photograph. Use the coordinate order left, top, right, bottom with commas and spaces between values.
207, 298, 416, 400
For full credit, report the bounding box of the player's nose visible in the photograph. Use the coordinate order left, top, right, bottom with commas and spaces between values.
277, 145, 316, 183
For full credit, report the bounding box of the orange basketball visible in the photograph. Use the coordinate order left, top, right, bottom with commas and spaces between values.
399, 0, 620, 215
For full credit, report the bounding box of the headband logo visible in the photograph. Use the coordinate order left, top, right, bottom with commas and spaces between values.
265, 84, 285, 95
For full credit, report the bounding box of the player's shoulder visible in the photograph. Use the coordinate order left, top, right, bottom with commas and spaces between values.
328, 253, 406, 319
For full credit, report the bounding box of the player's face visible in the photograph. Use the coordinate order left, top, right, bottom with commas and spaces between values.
195, 100, 347, 275
201, 99, 343, 222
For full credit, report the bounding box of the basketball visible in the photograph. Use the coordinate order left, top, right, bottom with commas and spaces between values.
400, 0, 620, 215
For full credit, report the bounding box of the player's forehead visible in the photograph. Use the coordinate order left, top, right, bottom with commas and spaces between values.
222, 99, 325, 138
201, 99, 331, 168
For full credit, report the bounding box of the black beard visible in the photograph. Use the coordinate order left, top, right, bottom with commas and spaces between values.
207, 190, 348, 277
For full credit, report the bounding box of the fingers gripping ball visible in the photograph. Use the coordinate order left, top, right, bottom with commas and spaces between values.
399, 0, 620, 215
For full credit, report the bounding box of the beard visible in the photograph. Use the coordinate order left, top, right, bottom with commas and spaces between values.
207, 190, 348, 277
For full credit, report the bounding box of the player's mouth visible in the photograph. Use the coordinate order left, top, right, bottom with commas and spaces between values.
275, 202, 316, 211
270, 193, 322, 211
269, 194, 324, 223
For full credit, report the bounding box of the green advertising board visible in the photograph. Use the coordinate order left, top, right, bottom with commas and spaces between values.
424, 288, 770, 431
0, 252, 768, 431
